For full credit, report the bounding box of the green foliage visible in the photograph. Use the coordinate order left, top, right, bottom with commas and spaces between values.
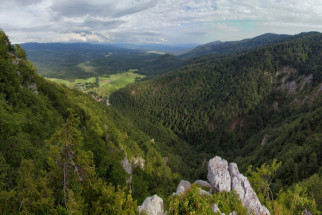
1, 29, 322, 214
246, 159, 282, 203
274, 184, 321, 215
168, 186, 248, 215
47, 110, 95, 211
247, 160, 321, 214
0, 30, 183, 213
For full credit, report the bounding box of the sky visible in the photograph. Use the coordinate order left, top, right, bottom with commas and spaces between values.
1, 0, 322, 44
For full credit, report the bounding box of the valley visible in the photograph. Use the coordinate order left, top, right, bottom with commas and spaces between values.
0, 30, 321, 214
47, 71, 145, 100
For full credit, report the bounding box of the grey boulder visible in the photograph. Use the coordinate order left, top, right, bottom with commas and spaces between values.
139, 194, 164, 215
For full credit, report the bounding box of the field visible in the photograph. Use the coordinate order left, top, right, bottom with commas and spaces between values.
47, 71, 145, 99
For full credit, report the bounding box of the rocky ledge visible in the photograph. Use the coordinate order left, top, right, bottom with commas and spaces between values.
139, 156, 270, 215
208, 156, 269, 215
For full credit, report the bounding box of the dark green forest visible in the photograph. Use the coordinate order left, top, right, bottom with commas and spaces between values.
111, 33, 322, 213
1, 29, 321, 214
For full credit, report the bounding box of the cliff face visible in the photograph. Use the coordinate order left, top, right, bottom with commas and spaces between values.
140, 156, 269, 215
208, 156, 269, 215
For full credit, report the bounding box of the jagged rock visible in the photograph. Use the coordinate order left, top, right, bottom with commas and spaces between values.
193, 180, 211, 189
139, 194, 164, 215
176, 180, 191, 195
207, 156, 231, 192
229, 163, 270, 215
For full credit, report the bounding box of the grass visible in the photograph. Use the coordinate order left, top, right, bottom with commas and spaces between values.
47, 71, 145, 98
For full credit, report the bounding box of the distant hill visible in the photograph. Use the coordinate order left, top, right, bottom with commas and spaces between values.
138, 54, 184, 76
179, 33, 291, 59
21, 42, 184, 79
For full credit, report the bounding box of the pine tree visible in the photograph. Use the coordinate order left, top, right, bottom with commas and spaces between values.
47, 109, 95, 213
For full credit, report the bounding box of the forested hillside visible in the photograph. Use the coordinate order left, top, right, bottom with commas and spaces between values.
111, 33, 322, 212
1, 28, 321, 214
179, 33, 291, 59
0, 30, 204, 214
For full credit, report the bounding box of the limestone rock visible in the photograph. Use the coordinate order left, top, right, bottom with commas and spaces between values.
176, 180, 191, 195
139, 194, 164, 215
193, 180, 211, 189
121, 155, 132, 184
229, 211, 237, 215
207, 156, 231, 192
199, 188, 210, 196
229, 163, 270, 215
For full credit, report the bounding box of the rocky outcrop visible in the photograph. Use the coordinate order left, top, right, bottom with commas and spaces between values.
208, 156, 270, 215
176, 180, 191, 195
139, 194, 164, 215
207, 156, 231, 192
229, 163, 270, 215
141, 156, 269, 215
121, 155, 133, 185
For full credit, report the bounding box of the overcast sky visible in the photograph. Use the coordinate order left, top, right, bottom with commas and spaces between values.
1, 0, 322, 44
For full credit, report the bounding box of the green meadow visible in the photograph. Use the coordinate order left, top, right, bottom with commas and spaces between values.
47, 71, 145, 98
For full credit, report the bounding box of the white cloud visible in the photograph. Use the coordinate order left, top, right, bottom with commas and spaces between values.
0, 0, 322, 44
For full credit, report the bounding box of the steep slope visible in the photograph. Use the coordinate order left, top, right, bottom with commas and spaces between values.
138, 54, 184, 77
110, 32, 322, 203
179, 33, 291, 59
0, 30, 201, 213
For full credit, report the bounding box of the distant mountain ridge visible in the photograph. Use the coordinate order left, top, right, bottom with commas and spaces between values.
179, 33, 291, 59
23, 33, 319, 80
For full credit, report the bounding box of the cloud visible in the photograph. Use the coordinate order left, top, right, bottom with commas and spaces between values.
50, 0, 116, 18
1, 0, 43, 6
113, 0, 158, 18
50, 0, 158, 18
1, 0, 322, 44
